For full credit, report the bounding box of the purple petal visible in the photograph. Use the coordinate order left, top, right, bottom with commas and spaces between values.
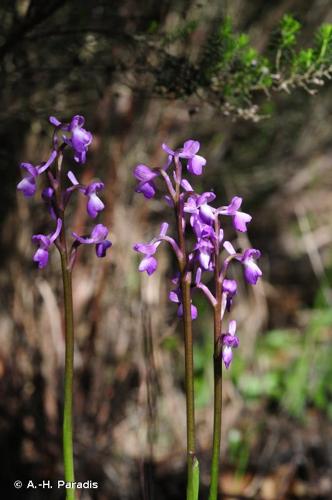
72, 127, 92, 151
180, 140, 200, 158
70, 115, 85, 130
135, 180, 156, 199
87, 193, 105, 218
50, 218, 62, 244
199, 250, 211, 270
37, 150, 57, 174
20, 162, 38, 177
134, 164, 157, 182
222, 279, 237, 296
223, 334, 239, 348
233, 212, 252, 232
198, 192, 216, 204
181, 179, 194, 191
191, 304, 198, 320
32, 234, 51, 248
72, 232, 94, 244
162, 143, 175, 156
133, 242, 158, 256
226, 197, 243, 214
199, 203, 215, 224
222, 346, 233, 369
187, 155, 206, 175
49, 116, 62, 127
169, 290, 180, 303
138, 256, 158, 275
229, 320, 237, 336
223, 241, 236, 255
17, 176, 36, 197
96, 240, 112, 257
33, 248, 49, 268
91, 224, 109, 242
68, 170, 79, 186
244, 261, 262, 285
42, 187, 54, 200
159, 222, 169, 237
195, 267, 202, 285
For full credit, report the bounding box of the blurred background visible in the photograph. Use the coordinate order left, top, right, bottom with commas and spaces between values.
1, 1, 332, 499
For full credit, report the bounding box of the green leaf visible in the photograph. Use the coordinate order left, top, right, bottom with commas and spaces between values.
280, 14, 301, 48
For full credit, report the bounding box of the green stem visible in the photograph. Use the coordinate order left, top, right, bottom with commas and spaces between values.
60, 251, 75, 500
173, 181, 197, 498
181, 274, 196, 500
209, 218, 223, 500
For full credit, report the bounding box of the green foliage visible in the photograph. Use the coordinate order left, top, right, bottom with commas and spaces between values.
280, 14, 301, 48
154, 13, 332, 119
162, 19, 199, 45
228, 428, 250, 476
232, 306, 332, 420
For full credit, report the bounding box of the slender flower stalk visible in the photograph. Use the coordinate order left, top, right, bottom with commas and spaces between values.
209, 217, 223, 500
175, 188, 197, 500
60, 251, 75, 498
133, 139, 262, 500
17, 115, 112, 499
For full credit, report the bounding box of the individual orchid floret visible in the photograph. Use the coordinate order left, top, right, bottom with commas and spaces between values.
50, 115, 92, 164
169, 287, 198, 320
193, 224, 218, 271
133, 223, 169, 275
162, 140, 206, 175
72, 224, 112, 258
134, 164, 159, 199
241, 249, 262, 285
223, 241, 262, 285
218, 196, 252, 232
221, 320, 239, 369
185, 191, 216, 226
67, 171, 105, 218
17, 163, 39, 197
222, 279, 237, 312
32, 218, 62, 268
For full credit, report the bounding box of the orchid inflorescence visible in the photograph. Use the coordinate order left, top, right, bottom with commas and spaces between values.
134, 139, 262, 369
17, 115, 112, 269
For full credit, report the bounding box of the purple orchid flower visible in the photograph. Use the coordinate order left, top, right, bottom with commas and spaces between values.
192, 224, 220, 271
169, 288, 198, 320
218, 196, 252, 233
17, 150, 57, 198
162, 140, 206, 175
223, 241, 262, 285
221, 320, 239, 369
222, 279, 237, 311
241, 249, 262, 285
134, 164, 159, 199
67, 171, 105, 218
32, 218, 62, 268
133, 223, 169, 275
50, 115, 92, 164
17, 163, 39, 197
72, 224, 112, 257
184, 191, 216, 226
